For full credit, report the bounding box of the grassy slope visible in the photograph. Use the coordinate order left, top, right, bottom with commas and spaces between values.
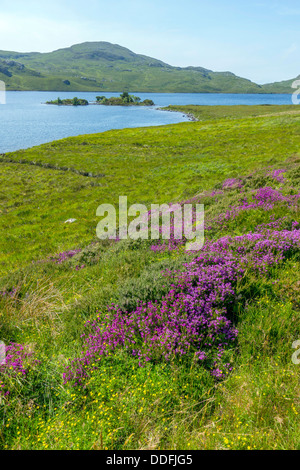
164, 104, 300, 120
0, 105, 300, 450
263, 75, 300, 94
0, 42, 265, 93
1, 105, 300, 274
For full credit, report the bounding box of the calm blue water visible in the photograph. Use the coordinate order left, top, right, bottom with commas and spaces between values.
0, 91, 294, 153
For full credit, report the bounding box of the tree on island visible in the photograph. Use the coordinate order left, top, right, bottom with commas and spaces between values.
120, 92, 142, 104
142, 99, 154, 106
95, 93, 154, 106
72, 97, 80, 106
46, 97, 89, 106
120, 91, 132, 103
46, 94, 153, 107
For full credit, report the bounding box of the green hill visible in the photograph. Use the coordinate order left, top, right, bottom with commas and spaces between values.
0, 41, 266, 93
261, 74, 300, 94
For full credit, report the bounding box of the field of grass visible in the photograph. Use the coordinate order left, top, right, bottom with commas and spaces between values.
164, 104, 300, 121
0, 104, 299, 450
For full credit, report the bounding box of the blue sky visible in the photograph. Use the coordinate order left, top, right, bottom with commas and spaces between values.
0, 0, 299, 83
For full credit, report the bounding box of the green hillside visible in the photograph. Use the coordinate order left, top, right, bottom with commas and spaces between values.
262, 75, 300, 94
0, 41, 266, 93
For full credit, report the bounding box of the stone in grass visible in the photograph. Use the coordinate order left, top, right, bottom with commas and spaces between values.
64, 218, 77, 224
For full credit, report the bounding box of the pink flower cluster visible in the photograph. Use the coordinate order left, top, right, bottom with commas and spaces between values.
222, 178, 243, 190
0, 343, 39, 397
268, 168, 286, 183
63, 222, 300, 385
52, 249, 81, 264
0, 287, 17, 298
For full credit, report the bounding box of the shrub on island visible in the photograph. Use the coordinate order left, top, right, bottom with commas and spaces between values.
46, 97, 89, 106
95, 92, 154, 106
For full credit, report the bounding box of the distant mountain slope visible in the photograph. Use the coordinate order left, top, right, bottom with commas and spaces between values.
0, 41, 266, 93
262, 75, 300, 94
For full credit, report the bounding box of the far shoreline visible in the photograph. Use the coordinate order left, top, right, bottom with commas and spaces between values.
3, 89, 294, 95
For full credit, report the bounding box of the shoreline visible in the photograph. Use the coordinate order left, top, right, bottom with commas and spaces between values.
4, 89, 294, 95
159, 106, 198, 122
0, 107, 187, 154
2, 103, 296, 154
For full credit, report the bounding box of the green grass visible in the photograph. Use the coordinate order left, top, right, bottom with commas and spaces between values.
1, 105, 299, 274
164, 104, 300, 121
0, 104, 299, 450
263, 75, 300, 94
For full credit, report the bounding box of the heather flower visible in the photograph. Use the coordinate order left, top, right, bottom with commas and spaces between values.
268, 168, 286, 183
0, 287, 17, 298
0, 343, 39, 398
64, 220, 300, 385
51, 249, 81, 264
222, 178, 243, 190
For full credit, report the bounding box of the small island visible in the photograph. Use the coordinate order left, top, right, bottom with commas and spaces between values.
95, 92, 154, 106
46, 97, 89, 106
46, 92, 154, 107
